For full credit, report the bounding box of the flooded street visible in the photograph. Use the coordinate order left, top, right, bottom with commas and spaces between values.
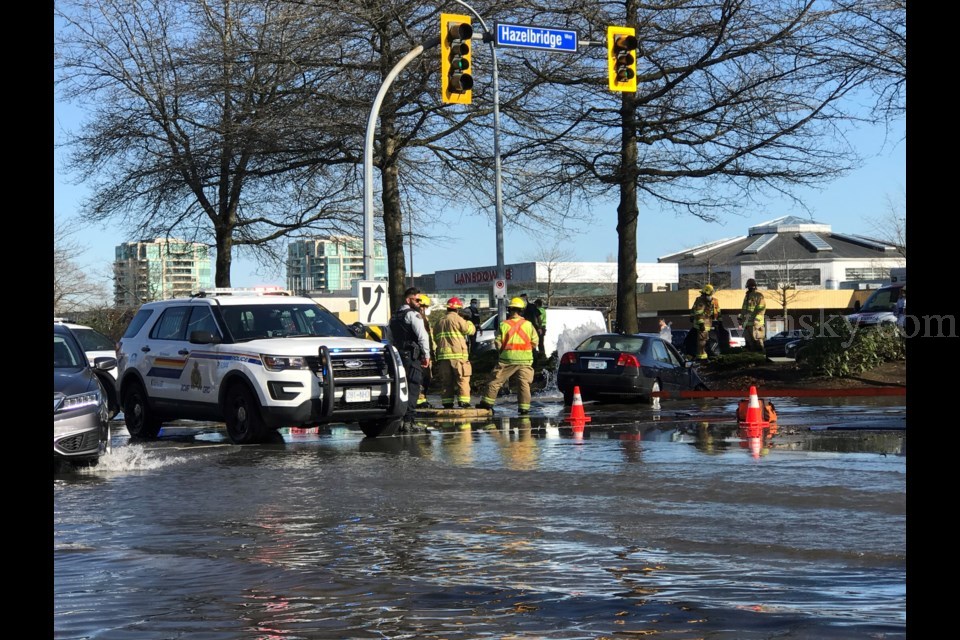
54, 393, 905, 639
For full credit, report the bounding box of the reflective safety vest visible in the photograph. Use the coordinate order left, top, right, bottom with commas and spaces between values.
496, 316, 538, 365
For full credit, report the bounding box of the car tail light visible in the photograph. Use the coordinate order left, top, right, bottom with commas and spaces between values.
616, 353, 639, 368
560, 352, 578, 365
729, 339, 737, 346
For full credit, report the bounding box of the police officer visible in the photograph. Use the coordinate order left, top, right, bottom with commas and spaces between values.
690, 284, 720, 360
388, 287, 431, 431
466, 298, 482, 353
477, 297, 539, 415
739, 278, 766, 352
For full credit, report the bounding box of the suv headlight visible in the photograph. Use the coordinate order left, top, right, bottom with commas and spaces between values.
54, 390, 101, 413
262, 355, 309, 371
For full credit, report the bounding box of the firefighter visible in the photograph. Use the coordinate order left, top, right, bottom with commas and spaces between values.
739, 278, 766, 352
690, 284, 720, 360
477, 297, 539, 415
434, 297, 476, 409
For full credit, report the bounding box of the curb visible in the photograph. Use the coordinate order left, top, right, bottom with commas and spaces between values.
654, 387, 905, 398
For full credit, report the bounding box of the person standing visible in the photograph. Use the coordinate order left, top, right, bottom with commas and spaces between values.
435, 297, 477, 409
690, 284, 720, 360
467, 298, 482, 353
520, 294, 543, 356
534, 299, 547, 358
658, 318, 672, 344
388, 287, 431, 431
895, 286, 907, 335
477, 297, 539, 415
738, 279, 766, 352
415, 293, 436, 409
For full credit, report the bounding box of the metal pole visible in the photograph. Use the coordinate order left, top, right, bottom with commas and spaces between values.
363, 42, 438, 280
452, 0, 505, 322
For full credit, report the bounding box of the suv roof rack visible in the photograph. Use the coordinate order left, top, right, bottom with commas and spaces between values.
191, 287, 292, 298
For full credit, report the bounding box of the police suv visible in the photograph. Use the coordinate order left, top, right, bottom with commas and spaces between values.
116, 288, 408, 443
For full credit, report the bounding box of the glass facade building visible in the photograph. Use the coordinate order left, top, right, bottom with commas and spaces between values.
113, 239, 213, 307
286, 236, 387, 294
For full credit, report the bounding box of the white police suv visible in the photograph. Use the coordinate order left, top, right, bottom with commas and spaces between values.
116, 289, 409, 443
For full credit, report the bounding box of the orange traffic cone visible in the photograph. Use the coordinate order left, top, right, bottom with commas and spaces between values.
741, 386, 768, 427
566, 386, 592, 424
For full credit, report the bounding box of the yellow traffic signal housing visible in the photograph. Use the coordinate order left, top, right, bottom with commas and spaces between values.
607, 25, 637, 92
441, 13, 473, 105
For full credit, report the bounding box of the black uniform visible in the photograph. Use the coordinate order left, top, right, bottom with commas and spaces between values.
389, 307, 426, 426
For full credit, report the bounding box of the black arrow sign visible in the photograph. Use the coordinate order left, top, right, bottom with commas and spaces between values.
366, 284, 385, 323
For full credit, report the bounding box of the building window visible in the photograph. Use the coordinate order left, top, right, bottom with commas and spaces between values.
679, 272, 731, 289
845, 267, 890, 281
754, 269, 821, 288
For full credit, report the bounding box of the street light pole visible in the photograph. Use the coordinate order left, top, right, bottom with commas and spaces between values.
363, 40, 439, 281
453, 0, 506, 322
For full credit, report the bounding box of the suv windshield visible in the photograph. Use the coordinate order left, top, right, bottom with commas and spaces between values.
860, 287, 901, 313
219, 303, 353, 341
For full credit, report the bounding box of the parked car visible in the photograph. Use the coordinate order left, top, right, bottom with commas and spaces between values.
54, 320, 121, 418
54, 323, 117, 467
721, 326, 746, 352
115, 288, 409, 443
764, 329, 812, 357
557, 332, 707, 405
54, 319, 120, 379
784, 336, 813, 360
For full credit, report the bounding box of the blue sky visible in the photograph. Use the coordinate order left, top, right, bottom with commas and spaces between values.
54, 100, 905, 291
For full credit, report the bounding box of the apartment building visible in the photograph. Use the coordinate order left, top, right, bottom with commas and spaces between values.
113, 238, 213, 306
286, 235, 387, 294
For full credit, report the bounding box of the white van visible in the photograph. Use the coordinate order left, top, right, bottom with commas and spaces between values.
475, 308, 608, 358
846, 282, 905, 327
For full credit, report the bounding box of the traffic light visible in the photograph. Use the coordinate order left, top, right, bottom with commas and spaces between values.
441, 13, 473, 105
607, 25, 637, 92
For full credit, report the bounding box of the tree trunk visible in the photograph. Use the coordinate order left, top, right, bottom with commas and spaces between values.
215, 224, 233, 288
380, 116, 406, 313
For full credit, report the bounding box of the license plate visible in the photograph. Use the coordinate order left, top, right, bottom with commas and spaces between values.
345, 388, 371, 403
587, 360, 607, 370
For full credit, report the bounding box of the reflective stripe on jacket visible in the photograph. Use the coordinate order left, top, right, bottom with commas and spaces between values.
496, 316, 538, 365
740, 290, 766, 326
690, 295, 720, 329
435, 311, 476, 360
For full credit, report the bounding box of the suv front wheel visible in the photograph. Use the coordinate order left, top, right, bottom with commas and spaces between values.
122, 380, 163, 439
223, 382, 269, 444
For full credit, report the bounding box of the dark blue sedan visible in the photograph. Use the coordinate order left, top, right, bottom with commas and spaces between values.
557, 333, 707, 405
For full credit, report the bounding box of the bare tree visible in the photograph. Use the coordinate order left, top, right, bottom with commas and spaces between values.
866, 187, 906, 259
55, 0, 365, 288
487, 0, 905, 333
756, 249, 804, 321
522, 237, 577, 305
54, 217, 110, 315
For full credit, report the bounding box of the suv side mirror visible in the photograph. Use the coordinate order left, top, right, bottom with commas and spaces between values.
190, 330, 221, 345
853, 300, 861, 312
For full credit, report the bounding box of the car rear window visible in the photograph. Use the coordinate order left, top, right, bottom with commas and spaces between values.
73, 327, 116, 351
578, 336, 646, 352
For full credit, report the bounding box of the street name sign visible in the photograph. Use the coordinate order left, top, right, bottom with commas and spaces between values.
495, 23, 578, 53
